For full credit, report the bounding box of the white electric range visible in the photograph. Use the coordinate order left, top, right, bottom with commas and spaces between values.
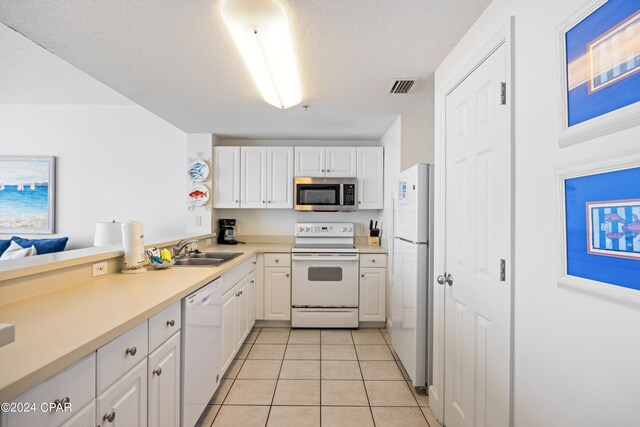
291, 222, 360, 328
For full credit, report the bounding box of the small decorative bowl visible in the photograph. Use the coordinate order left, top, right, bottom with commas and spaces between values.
148, 258, 175, 269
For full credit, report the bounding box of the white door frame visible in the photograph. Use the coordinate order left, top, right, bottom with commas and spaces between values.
431, 17, 515, 426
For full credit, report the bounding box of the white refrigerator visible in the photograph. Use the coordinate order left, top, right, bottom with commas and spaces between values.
391, 163, 433, 388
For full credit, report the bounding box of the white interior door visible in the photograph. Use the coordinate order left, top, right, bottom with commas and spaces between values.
443, 43, 511, 427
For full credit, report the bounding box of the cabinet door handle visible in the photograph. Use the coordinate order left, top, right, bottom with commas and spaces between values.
235, 200, 239, 203
103, 411, 116, 423
250, 280, 255, 283
125, 347, 137, 356
371, 259, 376, 263
153, 367, 163, 376
54, 396, 70, 406
286, 273, 290, 277
361, 274, 365, 277
166, 319, 175, 327
268, 200, 272, 203
275, 259, 279, 263
321, 169, 325, 172
327, 169, 331, 172
263, 200, 266, 204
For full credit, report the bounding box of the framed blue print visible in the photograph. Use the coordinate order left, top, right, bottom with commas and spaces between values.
564, 166, 640, 292
558, 0, 640, 146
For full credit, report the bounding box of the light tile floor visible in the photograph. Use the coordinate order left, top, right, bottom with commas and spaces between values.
196, 327, 442, 427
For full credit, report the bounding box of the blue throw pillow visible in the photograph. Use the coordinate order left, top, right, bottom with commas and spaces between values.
11, 236, 69, 255
0, 239, 10, 256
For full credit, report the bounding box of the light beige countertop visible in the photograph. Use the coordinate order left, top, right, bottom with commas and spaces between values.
0, 241, 384, 402
355, 243, 388, 254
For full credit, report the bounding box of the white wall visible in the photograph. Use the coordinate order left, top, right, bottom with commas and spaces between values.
0, 105, 187, 248
400, 112, 435, 170
186, 134, 214, 235
434, 1, 640, 426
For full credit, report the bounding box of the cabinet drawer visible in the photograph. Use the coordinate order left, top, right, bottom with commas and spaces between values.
97, 321, 148, 395
221, 256, 257, 295
359, 254, 387, 267
264, 253, 290, 267
149, 302, 181, 352
1, 353, 95, 427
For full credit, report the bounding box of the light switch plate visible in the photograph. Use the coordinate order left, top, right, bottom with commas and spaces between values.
92, 261, 108, 277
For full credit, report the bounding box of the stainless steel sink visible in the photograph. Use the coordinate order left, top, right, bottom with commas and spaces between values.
174, 252, 243, 267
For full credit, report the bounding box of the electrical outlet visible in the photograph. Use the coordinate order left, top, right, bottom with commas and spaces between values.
92, 261, 108, 277
195, 216, 202, 227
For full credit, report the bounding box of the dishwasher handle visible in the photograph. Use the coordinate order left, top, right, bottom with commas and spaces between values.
186, 277, 221, 305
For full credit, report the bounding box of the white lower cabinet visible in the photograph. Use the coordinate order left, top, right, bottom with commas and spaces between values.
96, 359, 147, 427
359, 254, 387, 323
220, 286, 237, 376
248, 272, 256, 327
235, 276, 250, 350
0, 353, 96, 427
148, 332, 181, 427
220, 270, 256, 376
264, 267, 291, 321
60, 400, 95, 427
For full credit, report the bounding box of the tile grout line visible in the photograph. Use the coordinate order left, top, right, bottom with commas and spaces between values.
211, 327, 260, 426
264, 328, 289, 426
384, 332, 431, 425
353, 329, 377, 427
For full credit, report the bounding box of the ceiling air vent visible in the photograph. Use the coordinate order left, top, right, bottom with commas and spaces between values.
387, 79, 416, 94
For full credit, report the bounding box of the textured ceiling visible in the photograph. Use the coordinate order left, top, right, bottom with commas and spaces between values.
0, 0, 491, 139
0, 24, 131, 105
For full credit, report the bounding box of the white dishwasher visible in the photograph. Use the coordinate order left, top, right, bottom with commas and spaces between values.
181, 277, 222, 427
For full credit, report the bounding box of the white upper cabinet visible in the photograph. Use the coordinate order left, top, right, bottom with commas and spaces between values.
213, 147, 240, 208
267, 147, 293, 208
295, 147, 356, 177
357, 147, 384, 209
295, 147, 326, 177
326, 147, 357, 177
241, 147, 267, 208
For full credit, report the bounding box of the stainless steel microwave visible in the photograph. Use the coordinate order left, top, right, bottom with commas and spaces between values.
294, 177, 357, 211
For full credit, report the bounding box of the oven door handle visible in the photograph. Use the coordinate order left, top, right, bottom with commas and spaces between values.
291, 253, 360, 262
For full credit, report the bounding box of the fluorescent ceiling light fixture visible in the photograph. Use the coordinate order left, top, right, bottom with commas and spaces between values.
221, 0, 302, 109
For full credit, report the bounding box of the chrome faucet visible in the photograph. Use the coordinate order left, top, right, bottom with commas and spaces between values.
174, 239, 199, 257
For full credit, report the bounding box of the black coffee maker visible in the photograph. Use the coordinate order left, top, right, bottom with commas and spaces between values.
218, 219, 240, 245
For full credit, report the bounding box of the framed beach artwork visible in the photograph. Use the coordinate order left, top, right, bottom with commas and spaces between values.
557, 153, 640, 310
558, 0, 640, 146
0, 156, 56, 234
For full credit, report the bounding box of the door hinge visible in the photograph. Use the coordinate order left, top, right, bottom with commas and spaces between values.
500, 82, 507, 105
500, 259, 506, 281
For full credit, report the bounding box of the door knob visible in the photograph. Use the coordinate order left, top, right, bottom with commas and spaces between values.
437, 274, 453, 286
103, 411, 116, 423
153, 367, 163, 376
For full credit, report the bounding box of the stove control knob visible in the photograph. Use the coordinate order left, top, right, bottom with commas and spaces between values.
297, 227, 304, 233
347, 227, 353, 232
305, 227, 311, 232
341, 227, 347, 232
